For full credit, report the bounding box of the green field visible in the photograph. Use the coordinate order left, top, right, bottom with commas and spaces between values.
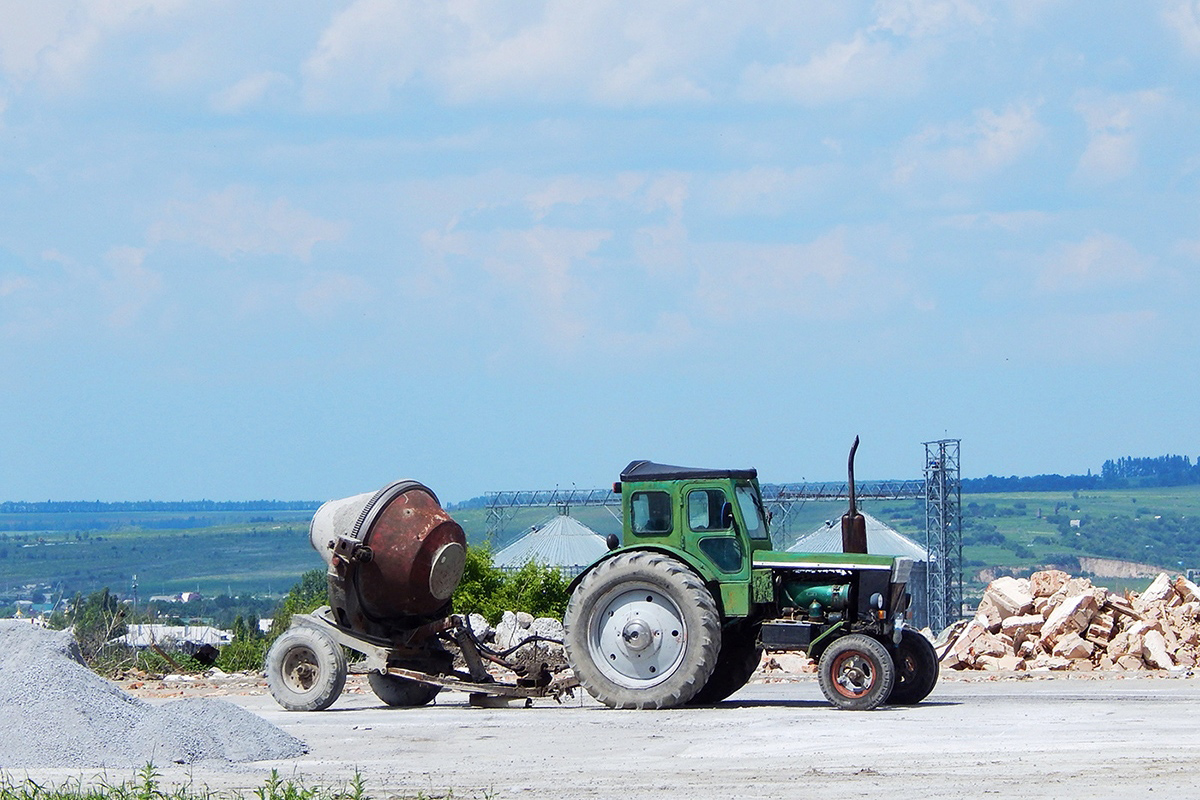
4, 485, 1200, 609
0, 511, 323, 603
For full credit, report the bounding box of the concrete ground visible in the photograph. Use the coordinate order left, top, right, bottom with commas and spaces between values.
12, 672, 1200, 799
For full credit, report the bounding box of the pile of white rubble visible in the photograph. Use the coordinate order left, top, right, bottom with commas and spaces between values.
941, 570, 1200, 672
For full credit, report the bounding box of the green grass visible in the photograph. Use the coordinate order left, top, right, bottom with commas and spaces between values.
0, 764, 480, 800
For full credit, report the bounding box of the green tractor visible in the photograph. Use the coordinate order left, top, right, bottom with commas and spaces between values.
563, 442, 937, 711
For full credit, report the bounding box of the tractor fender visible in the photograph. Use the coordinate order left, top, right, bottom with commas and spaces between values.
567, 545, 720, 596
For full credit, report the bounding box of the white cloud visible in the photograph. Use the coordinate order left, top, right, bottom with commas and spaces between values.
0, 275, 32, 297
210, 70, 292, 113
739, 33, 921, 105
295, 271, 370, 318
894, 103, 1043, 182
940, 210, 1053, 231
149, 187, 347, 262
1163, 0, 1200, 56
102, 245, 162, 328
1073, 89, 1168, 184
302, 0, 737, 109
1036, 234, 1151, 294
693, 227, 908, 322
0, 0, 192, 88
872, 0, 989, 37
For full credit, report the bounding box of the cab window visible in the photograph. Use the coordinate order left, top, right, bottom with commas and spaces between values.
688, 489, 729, 532
631, 491, 672, 535
735, 484, 770, 540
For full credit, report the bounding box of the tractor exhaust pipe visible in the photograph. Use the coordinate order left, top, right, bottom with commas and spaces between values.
841, 436, 868, 554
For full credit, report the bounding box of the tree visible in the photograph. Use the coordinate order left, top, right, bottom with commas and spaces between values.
67, 588, 128, 663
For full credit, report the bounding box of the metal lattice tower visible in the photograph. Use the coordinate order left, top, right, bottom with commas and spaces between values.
485, 488, 620, 540
924, 439, 962, 633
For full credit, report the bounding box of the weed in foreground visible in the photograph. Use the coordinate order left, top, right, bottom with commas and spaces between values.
0, 765, 383, 800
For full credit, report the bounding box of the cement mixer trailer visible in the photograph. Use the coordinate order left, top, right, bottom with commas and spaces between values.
265, 480, 578, 711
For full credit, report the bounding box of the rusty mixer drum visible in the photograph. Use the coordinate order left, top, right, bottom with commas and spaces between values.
309, 480, 466, 636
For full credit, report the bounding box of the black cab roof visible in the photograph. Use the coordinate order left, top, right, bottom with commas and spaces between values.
620, 460, 758, 482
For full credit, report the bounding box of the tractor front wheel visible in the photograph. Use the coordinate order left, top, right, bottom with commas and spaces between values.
887, 629, 939, 705
564, 551, 721, 709
817, 633, 895, 711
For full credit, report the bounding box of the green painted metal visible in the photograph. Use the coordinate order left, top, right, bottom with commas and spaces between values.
805, 620, 847, 659
750, 568, 774, 604
719, 581, 751, 617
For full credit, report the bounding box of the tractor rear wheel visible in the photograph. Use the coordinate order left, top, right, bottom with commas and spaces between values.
564, 551, 721, 709
687, 622, 763, 705
265, 626, 347, 711
817, 633, 895, 711
887, 629, 939, 705
368, 672, 441, 707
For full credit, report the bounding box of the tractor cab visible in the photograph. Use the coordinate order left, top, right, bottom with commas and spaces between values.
612, 460, 775, 608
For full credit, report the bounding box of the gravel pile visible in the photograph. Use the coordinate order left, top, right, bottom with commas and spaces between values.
0, 621, 306, 767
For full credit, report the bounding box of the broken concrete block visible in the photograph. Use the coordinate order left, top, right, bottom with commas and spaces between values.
1135, 573, 1174, 612
1085, 619, 1116, 644
1107, 631, 1132, 658
1030, 569, 1070, 598
1030, 654, 1072, 670
1041, 592, 1100, 645
1174, 576, 1200, 604
467, 613, 494, 642
985, 576, 1034, 617
978, 654, 1024, 671
1142, 630, 1175, 669
1097, 654, 1117, 671
974, 596, 1004, 633
1062, 577, 1093, 598
1052, 633, 1095, 660
1000, 613, 1045, 638
969, 630, 1011, 659
1116, 654, 1145, 670
1034, 596, 1051, 617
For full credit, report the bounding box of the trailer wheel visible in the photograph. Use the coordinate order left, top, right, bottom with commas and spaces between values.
368, 672, 441, 707
887, 629, 939, 705
564, 551, 721, 709
818, 633, 895, 711
265, 627, 347, 711
688, 622, 763, 705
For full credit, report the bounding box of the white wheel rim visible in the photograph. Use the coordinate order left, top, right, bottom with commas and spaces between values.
281, 645, 320, 693
588, 582, 687, 688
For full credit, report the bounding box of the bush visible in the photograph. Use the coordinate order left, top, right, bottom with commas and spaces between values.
268, 568, 328, 637
452, 547, 570, 623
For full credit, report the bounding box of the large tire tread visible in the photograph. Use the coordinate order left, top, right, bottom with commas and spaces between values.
368, 671, 441, 707
688, 622, 763, 705
887, 629, 939, 705
265, 626, 347, 712
817, 633, 895, 711
564, 551, 721, 710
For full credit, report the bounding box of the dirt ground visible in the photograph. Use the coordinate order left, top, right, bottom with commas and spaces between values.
9, 669, 1200, 799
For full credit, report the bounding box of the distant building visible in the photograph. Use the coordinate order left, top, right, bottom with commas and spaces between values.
788, 513, 931, 629
494, 514, 610, 577
118, 623, 232, 654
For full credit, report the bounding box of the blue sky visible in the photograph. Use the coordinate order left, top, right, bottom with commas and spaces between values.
2, 1, 1199, 502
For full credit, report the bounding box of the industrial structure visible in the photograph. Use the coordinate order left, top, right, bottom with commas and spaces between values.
483, 438, 962, 632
